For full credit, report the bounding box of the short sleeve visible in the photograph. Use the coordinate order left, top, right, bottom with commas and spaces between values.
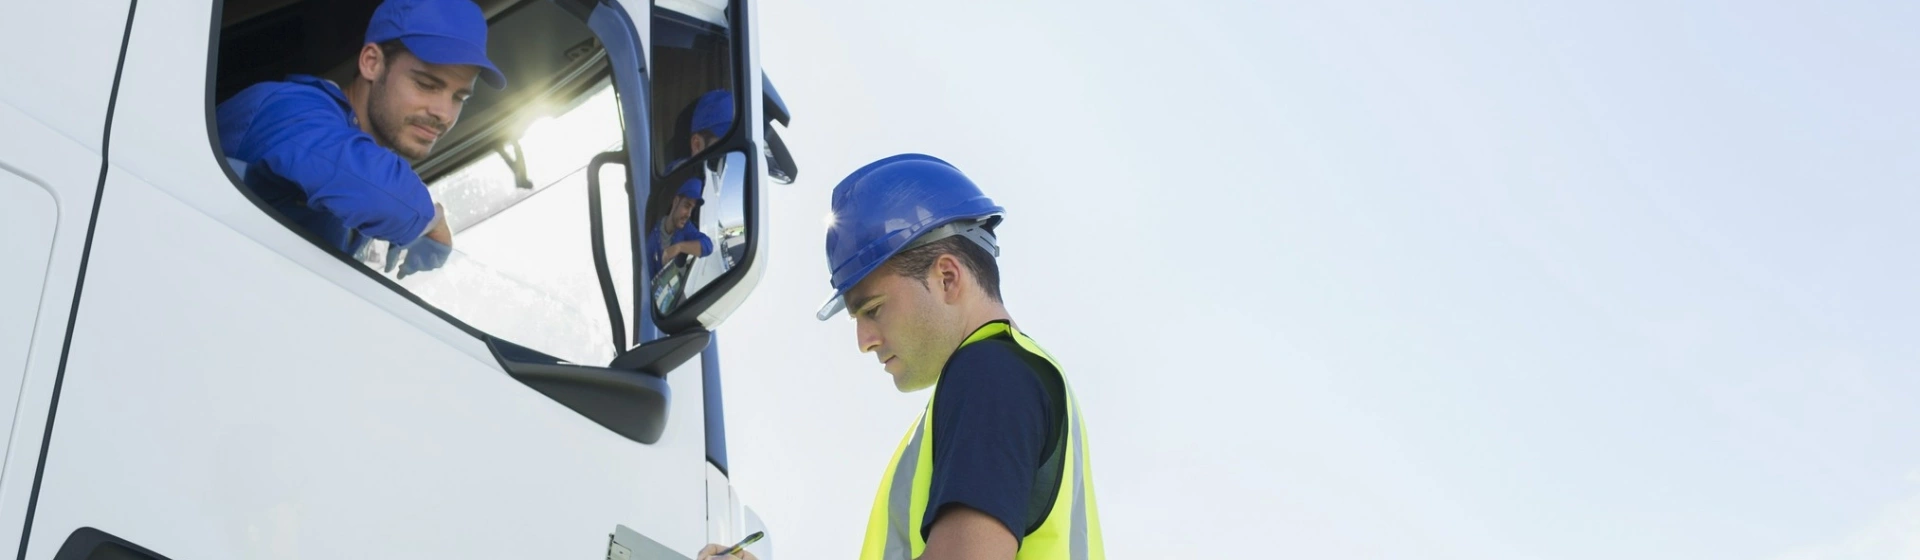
922, 340, 1057, 544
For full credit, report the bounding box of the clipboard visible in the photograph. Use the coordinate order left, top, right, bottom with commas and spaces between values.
607, 525, 691, 560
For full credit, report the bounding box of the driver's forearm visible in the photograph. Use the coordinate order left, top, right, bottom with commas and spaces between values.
423, 202, 453, 246
673, 240, 703, 256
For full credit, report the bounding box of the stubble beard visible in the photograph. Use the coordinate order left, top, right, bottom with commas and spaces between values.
367, 72, 431, 161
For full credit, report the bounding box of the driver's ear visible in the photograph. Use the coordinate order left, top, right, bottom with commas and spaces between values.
357, 43, 384, 83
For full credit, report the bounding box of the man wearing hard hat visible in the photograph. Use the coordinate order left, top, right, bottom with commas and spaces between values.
700, 154, 1105, 560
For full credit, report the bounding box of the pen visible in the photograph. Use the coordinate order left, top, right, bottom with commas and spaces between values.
715, 531, 764, 558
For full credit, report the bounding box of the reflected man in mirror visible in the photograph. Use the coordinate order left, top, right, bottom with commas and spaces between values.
665, 90, 733, 170
688, 89, 734, 156
657, 89, 736, 314
686, 90, 734, 235
649, 177, 714, 275
216, 0, 505, 278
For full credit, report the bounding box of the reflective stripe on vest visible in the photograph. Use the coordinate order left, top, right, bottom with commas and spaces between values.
858, 322, 1104, 560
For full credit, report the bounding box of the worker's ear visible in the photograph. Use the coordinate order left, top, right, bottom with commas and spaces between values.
357, 43, 385, 83
934, 253, 966, 304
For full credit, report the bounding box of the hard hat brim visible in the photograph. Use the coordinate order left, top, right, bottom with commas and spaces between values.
815, 293, 846, 321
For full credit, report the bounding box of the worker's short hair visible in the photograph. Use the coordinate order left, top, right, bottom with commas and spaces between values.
887, 235, 1002, 302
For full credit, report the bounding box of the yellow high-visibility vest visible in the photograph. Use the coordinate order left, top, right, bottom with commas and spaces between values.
858, 322, 1104, 560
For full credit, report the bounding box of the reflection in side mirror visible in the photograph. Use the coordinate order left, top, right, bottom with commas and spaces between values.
649, 151, 748, 319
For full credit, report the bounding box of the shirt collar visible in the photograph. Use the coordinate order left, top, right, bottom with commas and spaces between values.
960, 320, 1016, 348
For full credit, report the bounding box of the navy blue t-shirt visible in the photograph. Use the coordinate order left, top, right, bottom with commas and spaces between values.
921, 329, 1068, 544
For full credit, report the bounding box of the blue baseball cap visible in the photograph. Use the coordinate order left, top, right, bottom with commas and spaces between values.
677, 177, 705, 203
366, 0, 507, 89
692, 90, 735, 138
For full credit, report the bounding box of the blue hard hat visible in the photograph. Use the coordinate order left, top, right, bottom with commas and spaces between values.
817, 154, 1003, 320
691, 90, 735, 138
677, 177, 704, 203
366, 0, 507, 89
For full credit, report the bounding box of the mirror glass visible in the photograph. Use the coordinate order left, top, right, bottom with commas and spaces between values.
650, 150, 747, 317
648, 0, 745, 325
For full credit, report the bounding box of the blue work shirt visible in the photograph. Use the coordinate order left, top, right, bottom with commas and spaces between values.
647, 221, 714, 274
923, 325, 1068, 544
217, 75, 435, 255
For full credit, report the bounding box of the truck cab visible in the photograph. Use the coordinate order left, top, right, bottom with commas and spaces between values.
0, 0, 794, 557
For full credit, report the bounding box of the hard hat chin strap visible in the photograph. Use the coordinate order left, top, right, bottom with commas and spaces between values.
900, 217, 1001, 258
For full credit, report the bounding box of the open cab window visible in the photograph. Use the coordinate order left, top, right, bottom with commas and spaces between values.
214, 0, 704, 365
212, 0, 768, 444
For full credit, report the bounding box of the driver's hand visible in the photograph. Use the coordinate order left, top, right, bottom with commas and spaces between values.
385, 235, 451, 279
695, 544, 759, 560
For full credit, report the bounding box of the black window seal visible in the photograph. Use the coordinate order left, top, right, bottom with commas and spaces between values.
52, 528, 172, 560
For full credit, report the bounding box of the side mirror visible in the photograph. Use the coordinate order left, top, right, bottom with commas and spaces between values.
636, 9, 789, 336
762, 76, 797, 184
646, 149, 762, 334
764, 125, 796, 184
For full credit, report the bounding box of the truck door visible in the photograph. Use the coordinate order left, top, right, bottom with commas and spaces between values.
12, 0, 768, 558
0, 0, 135, 554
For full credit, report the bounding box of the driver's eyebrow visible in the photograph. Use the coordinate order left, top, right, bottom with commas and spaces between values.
411, 69, 473, 98
410, 68, 446, 89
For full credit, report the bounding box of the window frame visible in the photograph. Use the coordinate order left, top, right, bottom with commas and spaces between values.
202, 0, 700, 445
204, 0, 624, 356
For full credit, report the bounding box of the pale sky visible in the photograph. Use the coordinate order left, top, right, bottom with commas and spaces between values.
714, 0, 1920, 558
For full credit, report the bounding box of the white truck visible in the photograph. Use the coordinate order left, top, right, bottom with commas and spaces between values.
0, 0, 798, 557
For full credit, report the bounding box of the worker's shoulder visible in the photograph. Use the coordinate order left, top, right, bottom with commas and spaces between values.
942, 337, 1058, 391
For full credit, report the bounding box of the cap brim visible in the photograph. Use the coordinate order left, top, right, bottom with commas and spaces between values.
398, 35, 507, 89
815, 293, 846, 321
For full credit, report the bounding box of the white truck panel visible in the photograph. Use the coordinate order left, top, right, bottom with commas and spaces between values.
0, 168, 56, 468
30, 165, 711, 558
0, 1, 133, 153
11, 0, 730, 557
0, 95, 117, 559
